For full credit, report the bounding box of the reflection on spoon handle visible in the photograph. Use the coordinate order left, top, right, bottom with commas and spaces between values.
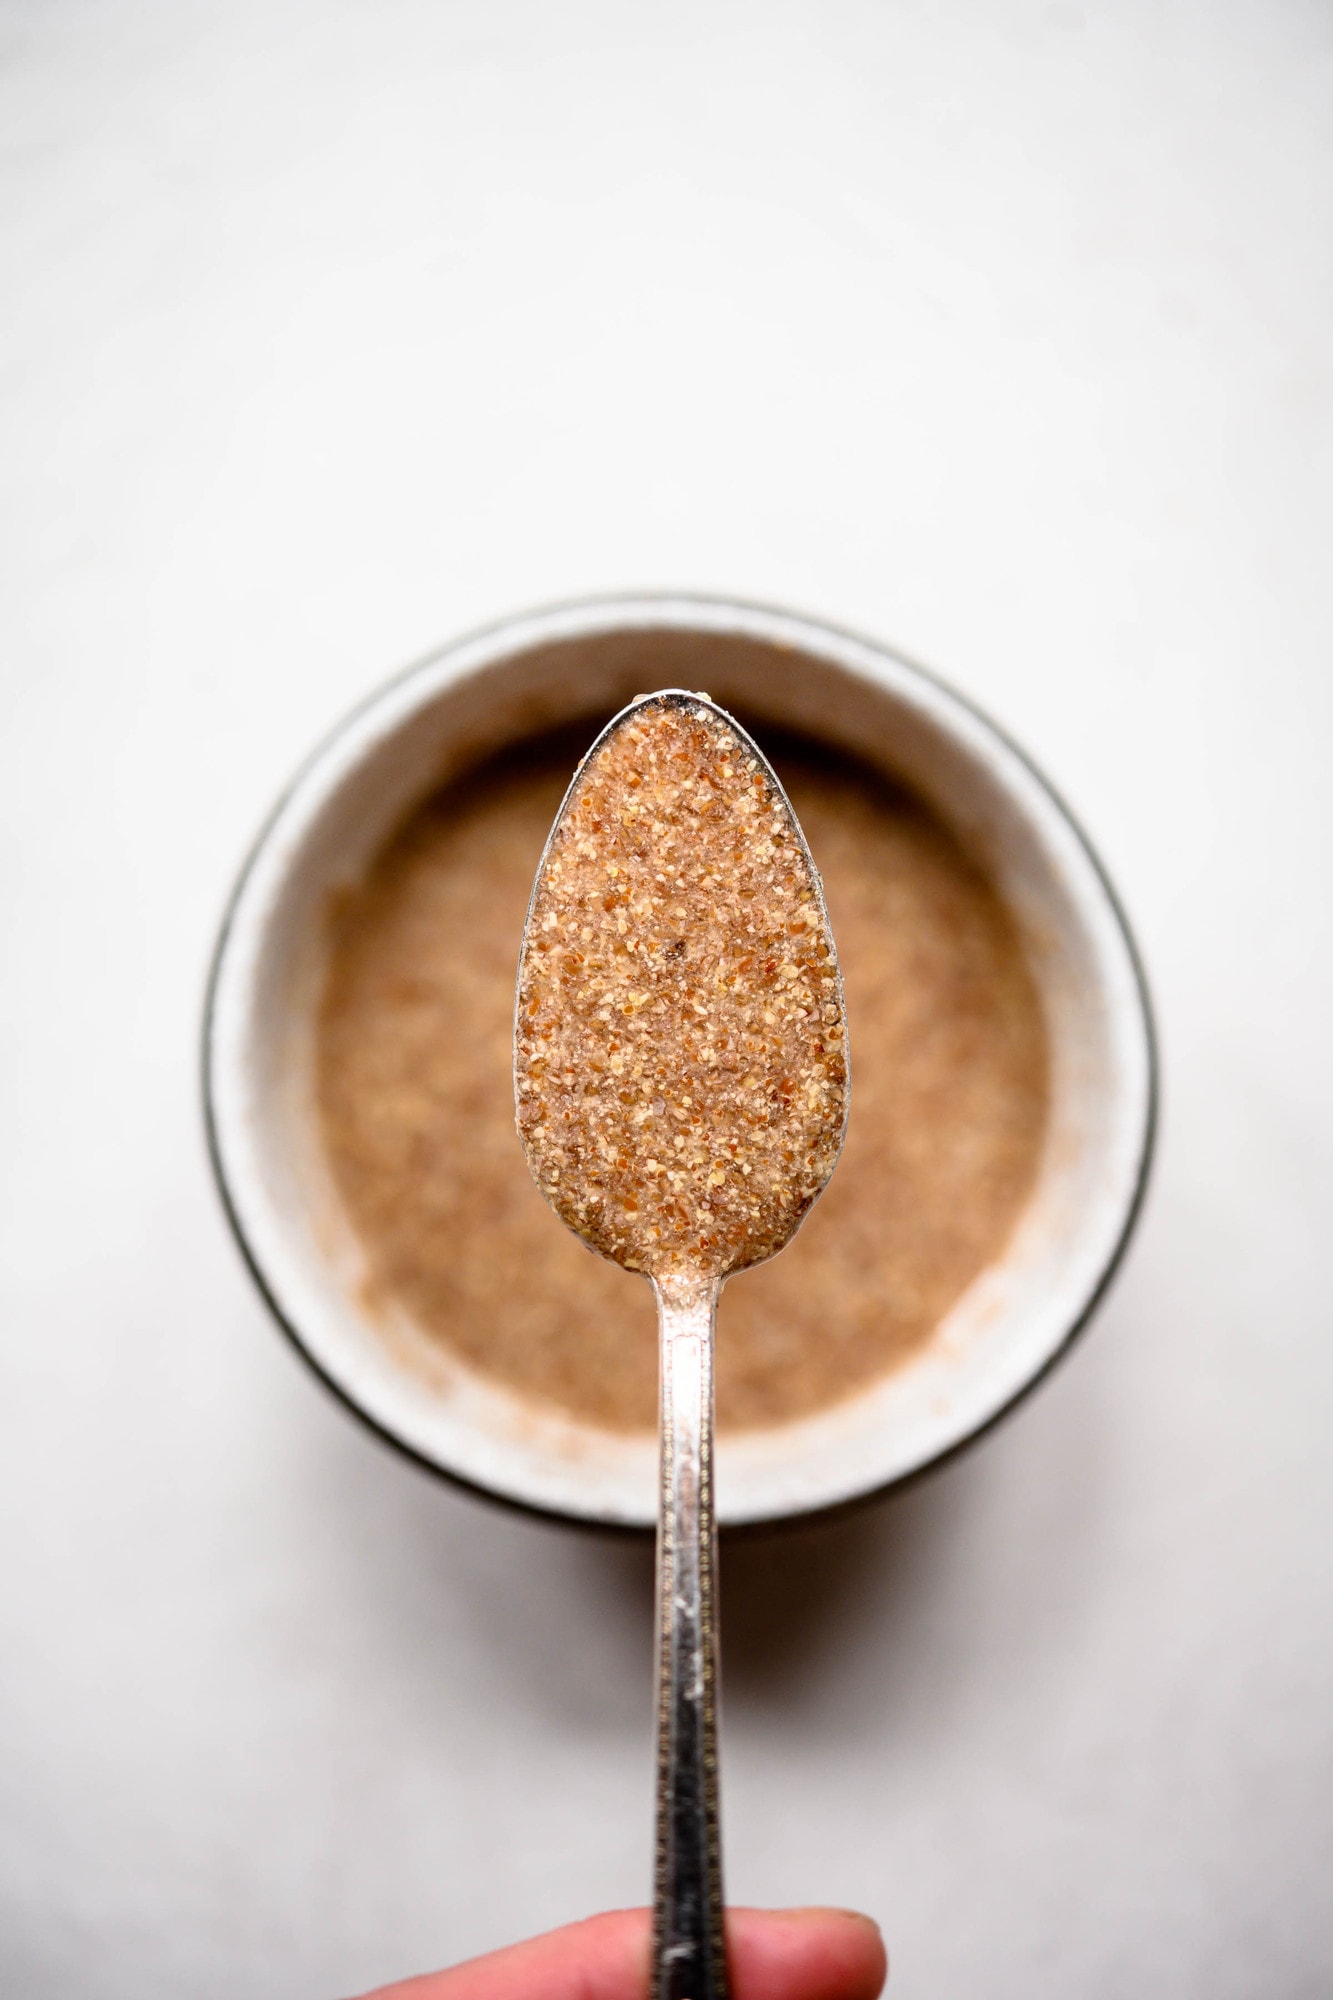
652, 1274, 728, 2000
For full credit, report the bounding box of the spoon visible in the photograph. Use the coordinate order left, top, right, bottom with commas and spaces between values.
514, 690, 849, 2000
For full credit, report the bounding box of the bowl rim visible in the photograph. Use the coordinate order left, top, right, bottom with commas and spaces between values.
202, 591, 1159, 1531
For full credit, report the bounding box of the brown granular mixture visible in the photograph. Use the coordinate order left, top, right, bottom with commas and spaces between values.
316, 724, 1049, 1433
515, 695, 847, 1282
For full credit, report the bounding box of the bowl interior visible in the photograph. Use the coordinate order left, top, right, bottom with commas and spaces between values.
207, 604, 1153, 1527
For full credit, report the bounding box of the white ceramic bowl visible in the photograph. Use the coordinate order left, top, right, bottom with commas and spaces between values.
204, 596, 1156, 1529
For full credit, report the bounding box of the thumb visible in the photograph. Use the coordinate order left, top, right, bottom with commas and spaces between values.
353, 1904, 886, 2000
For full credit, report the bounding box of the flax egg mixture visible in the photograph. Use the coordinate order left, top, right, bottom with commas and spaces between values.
317, 716, 1049, 1433
514, 696, 847, 1283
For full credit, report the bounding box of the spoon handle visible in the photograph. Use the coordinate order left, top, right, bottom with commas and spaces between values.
652, 1275, 728, 2000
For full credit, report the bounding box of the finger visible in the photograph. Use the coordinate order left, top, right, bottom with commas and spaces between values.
350, 1909, 644, 2000
728, 1906, 887, 2000
353, 1904, 886, 2000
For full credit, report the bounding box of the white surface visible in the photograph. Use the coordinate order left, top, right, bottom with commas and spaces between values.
1, 3, 1330, 1995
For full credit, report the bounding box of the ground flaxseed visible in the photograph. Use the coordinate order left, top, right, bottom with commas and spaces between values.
316, 720, 1049, 1432
514, 694, 848, 1282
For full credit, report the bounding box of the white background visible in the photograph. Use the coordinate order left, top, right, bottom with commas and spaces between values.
2, 3, 1331, 1995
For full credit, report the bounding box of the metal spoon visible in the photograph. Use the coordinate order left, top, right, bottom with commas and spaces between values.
514, 690, 848, 2000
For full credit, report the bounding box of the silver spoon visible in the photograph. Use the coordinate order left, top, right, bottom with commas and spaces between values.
514, 690, 848, 2000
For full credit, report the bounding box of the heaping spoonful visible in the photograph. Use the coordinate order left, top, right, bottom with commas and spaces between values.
514, 689, 849, 2000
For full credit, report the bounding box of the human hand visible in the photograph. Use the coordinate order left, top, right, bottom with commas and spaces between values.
352, 1905, 886, 1999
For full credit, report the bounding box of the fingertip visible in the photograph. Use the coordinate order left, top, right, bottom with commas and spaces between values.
726, 1905, 887, 2000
